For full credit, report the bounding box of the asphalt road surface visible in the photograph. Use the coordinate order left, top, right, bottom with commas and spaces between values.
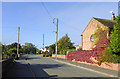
3, 54, 115, 78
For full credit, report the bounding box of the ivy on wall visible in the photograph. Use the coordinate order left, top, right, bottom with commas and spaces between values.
91, 23, 109, 51
92, 15, 120, 63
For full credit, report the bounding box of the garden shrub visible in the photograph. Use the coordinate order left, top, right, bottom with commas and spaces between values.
98, 48, 120, 63
37, 50, 42, 54
43, 51, 52, 57
77, 48, 82, 50
66, 50, 102, 64
97, 15, 120, 63
61, 49, 76, 55
43, 54, 45, 57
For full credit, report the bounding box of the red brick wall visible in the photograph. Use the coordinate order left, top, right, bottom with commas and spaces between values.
66, 50, 120, 71
52, 54, 66, 59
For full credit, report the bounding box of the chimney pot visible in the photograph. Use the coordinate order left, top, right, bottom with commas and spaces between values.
111, 13, 115, 21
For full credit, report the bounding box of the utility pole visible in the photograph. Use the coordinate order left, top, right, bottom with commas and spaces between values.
17, 26, 20, 58
55, 18, 58, 59
43, 33, 44, 51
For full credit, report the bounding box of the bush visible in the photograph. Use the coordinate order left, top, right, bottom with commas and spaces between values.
59, 49, 76, 55
43, 51, 52, 57
77, 48, 82, 50
66, 50, 102, 64
98, 48, 120, 63
37, 50, 42, 54
11, 53, 16, 57
43, 54, 45, 57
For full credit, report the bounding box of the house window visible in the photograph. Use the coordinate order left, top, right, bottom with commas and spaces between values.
90, 35, 94, 42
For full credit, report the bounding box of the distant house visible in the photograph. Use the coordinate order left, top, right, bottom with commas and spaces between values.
40, 46, 50, 52
81, 14, 116, 50
75, 44, 82, 50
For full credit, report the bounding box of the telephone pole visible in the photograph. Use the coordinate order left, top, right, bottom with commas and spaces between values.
55, 18, 58, 59
43, 33, 44, 52
17, 26, 20, 58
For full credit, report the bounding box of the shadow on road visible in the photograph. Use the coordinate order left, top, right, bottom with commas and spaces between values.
29, 63, 67, 77
19, 56, 41, 60
2, 60, 67, 78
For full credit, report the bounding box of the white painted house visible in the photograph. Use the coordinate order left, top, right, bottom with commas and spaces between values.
40, 46, 50, 52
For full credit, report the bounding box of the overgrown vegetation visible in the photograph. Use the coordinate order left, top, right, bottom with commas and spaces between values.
93, 15, 120, 63
92, 24, 109, 50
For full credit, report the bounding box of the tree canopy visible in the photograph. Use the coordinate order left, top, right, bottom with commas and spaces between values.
108, 15, 120, 55
22, 43, 37, 54
6, 42, 21, 50
57, 34, 75, 54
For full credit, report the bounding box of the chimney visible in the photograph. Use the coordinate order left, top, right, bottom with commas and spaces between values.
111, 13, 115, 21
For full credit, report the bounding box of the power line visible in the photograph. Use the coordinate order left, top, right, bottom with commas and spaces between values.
40, 1, 81, 32
41, 1, 53, 20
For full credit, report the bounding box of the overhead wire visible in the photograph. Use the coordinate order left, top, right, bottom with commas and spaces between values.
40, 1, 81, 32
41, 1, 54, 20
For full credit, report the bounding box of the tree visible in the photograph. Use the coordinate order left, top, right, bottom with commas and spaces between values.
2, 45, 7, 54
6, 42, 21, 50
7, 48, 17, 54
108, 15, 120, 55
22, 43, 37, 54
57, 34, 75, 54
49, 44, 55, 54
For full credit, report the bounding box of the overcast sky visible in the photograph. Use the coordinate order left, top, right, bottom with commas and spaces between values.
2, 2, 118, 49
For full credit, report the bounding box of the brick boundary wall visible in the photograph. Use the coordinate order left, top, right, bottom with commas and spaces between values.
66, 50, 120, 71
52, 51, 120, 71
72, 60, 120, 71
52, 54, 66, 59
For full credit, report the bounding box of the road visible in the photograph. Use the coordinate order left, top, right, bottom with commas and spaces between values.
3, 54, 116, 78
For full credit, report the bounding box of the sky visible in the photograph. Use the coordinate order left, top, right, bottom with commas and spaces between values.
2, 2, 118, 49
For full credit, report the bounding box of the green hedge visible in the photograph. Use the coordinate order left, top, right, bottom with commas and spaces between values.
59, 49, 76, 55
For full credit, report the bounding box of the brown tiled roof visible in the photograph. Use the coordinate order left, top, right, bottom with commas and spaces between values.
45, 46, 49, 50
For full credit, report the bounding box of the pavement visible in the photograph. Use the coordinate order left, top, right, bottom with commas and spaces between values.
51, 57, 118, 77
2, 55, 34, 78
2, 54, 119, 78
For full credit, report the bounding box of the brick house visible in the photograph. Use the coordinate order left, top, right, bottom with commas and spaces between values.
81, 14, 116, 50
